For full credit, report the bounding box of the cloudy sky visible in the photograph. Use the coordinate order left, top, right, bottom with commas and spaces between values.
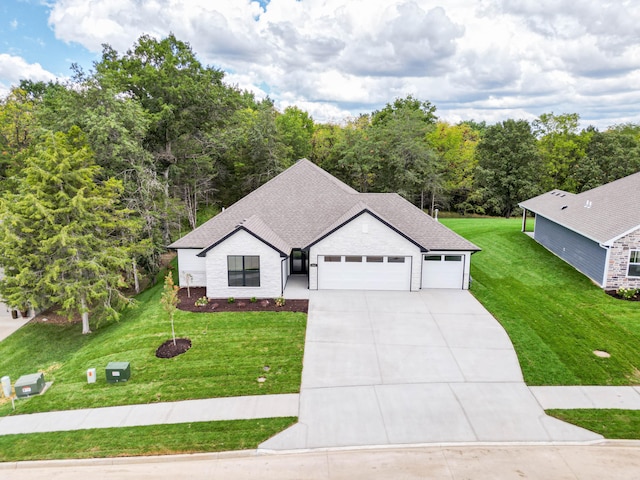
1, 0, 640, 128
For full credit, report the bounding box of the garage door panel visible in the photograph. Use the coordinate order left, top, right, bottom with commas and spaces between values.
318, 255, 411, 291
422, 254, 464, 289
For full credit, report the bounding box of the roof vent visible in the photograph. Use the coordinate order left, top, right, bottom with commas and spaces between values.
561, 205, 568, 210
584, 200, 592, 209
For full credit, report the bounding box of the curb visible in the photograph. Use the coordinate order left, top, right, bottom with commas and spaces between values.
6, 439, 640, 469
0, 449, 258, 470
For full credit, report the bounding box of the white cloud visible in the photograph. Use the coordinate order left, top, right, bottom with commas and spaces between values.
42, 0, 640, 127
0, 54, 58, 97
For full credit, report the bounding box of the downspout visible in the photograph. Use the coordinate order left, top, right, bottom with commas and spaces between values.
281, 256, 287, 296
601, 244, 612, 288
409, 255, 413, 291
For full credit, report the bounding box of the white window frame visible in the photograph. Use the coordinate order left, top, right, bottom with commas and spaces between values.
628, 250, 640, 277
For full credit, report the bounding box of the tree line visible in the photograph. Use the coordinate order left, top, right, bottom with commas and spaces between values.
1, 34, 639, 331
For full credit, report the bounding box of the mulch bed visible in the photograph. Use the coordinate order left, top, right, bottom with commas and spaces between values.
177, 287, 308, 313
605, 290, 640, 301
155, 338, 192, 358
31, 308, 81, 325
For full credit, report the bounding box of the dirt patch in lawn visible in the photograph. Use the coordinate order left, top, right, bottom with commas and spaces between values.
30, 308, 81, 325
177, 287, 308, 313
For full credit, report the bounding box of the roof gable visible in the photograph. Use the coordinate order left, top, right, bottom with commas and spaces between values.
304, 203, 428, 251
519, 171, 640, 244
196, 215, 289, 257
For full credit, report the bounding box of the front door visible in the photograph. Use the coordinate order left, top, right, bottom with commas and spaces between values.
291, 249, 307, 274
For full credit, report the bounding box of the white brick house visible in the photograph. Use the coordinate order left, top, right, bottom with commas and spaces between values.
519, 171, 640, 290
169, 160, 479, 298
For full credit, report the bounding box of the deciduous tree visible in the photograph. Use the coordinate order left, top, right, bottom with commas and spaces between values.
571, 126, 640, 191
476, 119, 543, 217
94, 34, 238, 242
276, 106, 315, 162
160, 272, 179, 346
426, 122, 480, 214
533, 112, 587, 191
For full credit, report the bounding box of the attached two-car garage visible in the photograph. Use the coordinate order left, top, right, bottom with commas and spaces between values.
308, 211, 475, 291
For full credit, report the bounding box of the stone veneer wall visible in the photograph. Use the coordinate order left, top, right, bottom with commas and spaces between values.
605, 228, 640, 290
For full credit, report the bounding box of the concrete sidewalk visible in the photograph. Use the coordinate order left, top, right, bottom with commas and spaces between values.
2, 385, 639, 437
531, 386, 640, 410
0, 304, 31, 342
0, 394, 299, 435
2, 386, 638, 437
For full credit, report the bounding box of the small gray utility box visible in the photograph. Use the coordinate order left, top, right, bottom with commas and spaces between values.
15, 373, 45, 398
105, 362, 130, 383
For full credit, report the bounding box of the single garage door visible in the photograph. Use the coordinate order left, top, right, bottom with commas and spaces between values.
421, 254, 464, 289
318, 255, 411, 290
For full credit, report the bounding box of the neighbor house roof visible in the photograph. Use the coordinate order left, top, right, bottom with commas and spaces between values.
169, 159, 479, 254
519, 171, 640, 245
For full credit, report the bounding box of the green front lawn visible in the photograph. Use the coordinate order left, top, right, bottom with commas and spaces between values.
0, 417, 296, 462
0, 280, 306, 417
442, 218, 640, 386
547, 410, 640, 439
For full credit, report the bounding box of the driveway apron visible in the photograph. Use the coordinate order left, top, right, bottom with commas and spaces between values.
260, 290, 601, 450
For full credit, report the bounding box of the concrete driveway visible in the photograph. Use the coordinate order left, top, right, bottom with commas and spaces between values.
260, 290, 601, 450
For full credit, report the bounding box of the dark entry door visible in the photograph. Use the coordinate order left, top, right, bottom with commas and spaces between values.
290, 249, 307, 274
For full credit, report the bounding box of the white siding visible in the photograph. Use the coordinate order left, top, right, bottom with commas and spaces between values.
309, 213, 421, 290
204, 229, 284, 298
176, 249, 207, 287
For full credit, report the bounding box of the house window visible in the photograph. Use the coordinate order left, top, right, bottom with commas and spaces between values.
388, 256, 406, 263
445, 255, 462, 262
345, 256, 362, 262
424, 255, 441, 262
366, 256, 384, 263
227, 256, 260, 287
324, 256, 341, 262
629, 251, 640, 277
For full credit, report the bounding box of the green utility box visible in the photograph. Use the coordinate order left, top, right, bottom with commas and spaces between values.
15, 373, 45, 398
105, 362, 130, 383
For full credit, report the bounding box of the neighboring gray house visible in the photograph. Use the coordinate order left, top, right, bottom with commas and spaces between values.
519, 171, 640, 290
169, 159, 479, 298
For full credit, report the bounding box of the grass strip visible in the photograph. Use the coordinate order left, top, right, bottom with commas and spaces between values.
547, 410, 640, 439
0, 417, 296, 462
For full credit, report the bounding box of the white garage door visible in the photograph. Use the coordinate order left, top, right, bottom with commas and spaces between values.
318, 255, 411, 290
421, 254, 465, 289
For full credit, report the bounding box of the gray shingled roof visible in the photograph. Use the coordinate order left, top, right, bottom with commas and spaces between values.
169, 159, 479, 253
519, 171, 640, 245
